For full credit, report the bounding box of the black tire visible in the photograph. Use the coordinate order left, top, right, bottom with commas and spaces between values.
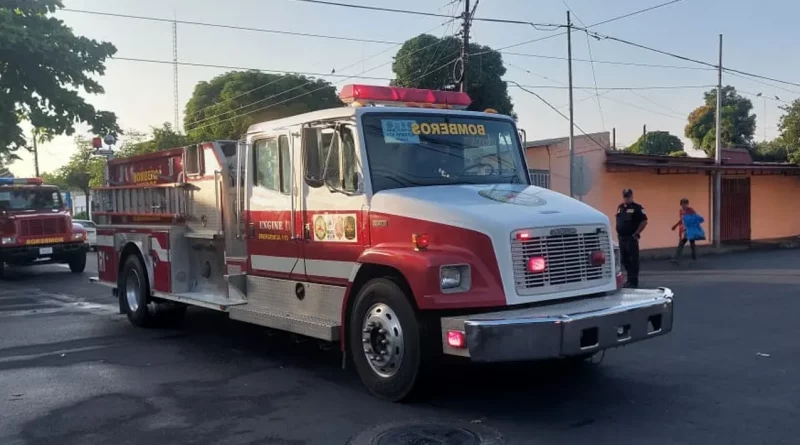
119, 254, 187, 328
68, 252, 87, 273
349, 277, 433, 402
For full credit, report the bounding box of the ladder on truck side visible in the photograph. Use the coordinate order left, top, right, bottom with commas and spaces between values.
93, 179, 249, 311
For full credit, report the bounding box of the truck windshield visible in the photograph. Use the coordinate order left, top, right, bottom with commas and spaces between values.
362, 113, 528, 193
0, 188, 62, 211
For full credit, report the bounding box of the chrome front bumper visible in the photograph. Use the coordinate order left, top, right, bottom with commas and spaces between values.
440, 288, 674, 362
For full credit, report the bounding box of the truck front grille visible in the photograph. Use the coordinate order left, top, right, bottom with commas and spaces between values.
19, 217, 67, 237
512, 226, 613, 294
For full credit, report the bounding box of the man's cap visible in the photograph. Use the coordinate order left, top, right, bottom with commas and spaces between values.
622, 188, 633, 197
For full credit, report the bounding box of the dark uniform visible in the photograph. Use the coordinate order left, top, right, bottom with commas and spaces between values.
616, 199, 648, 287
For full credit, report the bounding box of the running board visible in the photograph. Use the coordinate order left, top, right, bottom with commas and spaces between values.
154, 290, 247, 311
228, 305, 340, 341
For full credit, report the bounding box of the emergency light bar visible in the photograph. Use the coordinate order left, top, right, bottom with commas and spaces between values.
339, 84, 472, 109
0, 177, 43, 185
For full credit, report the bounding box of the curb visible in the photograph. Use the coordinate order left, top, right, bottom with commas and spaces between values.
640, 237, 800, 262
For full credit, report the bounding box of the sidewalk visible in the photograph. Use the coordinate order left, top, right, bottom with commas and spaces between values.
640, 236, 800, 262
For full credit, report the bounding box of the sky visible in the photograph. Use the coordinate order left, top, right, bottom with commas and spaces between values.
10, 0, 800, 176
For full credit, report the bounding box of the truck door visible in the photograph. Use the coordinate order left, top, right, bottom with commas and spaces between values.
300, 123, 367, 286
246, 133, 303, 280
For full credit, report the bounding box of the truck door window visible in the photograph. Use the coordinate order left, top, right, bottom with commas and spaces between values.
279, 135, 291, 194
321, 129, 341, 188
253, 138, 290, 194
341, 127, 358, 193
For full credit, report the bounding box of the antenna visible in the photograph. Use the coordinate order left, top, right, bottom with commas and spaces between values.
172, 15, 180, 133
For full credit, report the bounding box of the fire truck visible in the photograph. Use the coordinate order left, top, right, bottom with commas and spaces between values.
89, 84, 674, 401
0, 177, 89, 277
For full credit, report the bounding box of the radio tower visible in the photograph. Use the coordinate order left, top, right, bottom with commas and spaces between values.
172, 18, 180, 133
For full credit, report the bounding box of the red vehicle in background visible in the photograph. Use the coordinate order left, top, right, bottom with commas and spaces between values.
0, 177, 89, 278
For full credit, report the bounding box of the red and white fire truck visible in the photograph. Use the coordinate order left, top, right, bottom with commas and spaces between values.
90, 84, 674, 401
1, 177, 89, 277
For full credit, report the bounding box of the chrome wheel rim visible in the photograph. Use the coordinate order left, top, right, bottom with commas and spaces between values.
361, 303, 404, 378
125, 269, 141, 313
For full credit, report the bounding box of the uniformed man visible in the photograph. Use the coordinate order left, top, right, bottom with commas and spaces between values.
616, 189, 648, 288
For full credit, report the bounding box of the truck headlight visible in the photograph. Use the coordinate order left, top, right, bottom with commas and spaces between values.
72, 232, 86, 241
440, 265, 470, 293
1, 236, 15, 245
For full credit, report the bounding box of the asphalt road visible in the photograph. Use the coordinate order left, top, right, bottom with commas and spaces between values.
1, 250, 798, 445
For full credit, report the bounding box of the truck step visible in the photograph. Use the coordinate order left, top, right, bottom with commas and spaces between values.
155, 290, 247, 311
228, 305, 340, 341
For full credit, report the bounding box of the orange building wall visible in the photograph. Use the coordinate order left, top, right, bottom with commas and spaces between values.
750, 176, 800, 239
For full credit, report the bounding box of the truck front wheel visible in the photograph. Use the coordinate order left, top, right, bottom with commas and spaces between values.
119, 255, 186, 328
349, 277, 431, 402
68, 252, 87, 273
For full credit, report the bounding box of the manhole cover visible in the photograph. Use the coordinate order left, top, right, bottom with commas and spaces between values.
348, 419, 503, 445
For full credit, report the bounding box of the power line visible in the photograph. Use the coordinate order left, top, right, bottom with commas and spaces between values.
61, 8, 400, 45
289, 0, 565, 28
626, 89, 687, 117
475, 0, 685, 54
590, 0, 683, 27
188, 57, 460, 134
508, 81, 607, 150
562, 2, 605, 130
502, 51, 713, 70
580, 27, 800, 91
112, 57, 394, 81
179, 18, 454, 120
185, 36, 455, 130
510, 84, 715, 91
600, 93, 686, 121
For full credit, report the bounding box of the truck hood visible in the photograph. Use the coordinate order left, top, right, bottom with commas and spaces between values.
370, 184, 610, 233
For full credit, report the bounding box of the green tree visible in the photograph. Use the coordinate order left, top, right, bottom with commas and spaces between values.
184, 71, 341, 141
685, 86, 756, 157
391, 34, 514, 115
0, 0, 121, 157
117, 123, 188, 158
626, 131, 684, 155
41, 170, 68, 188
58, 136, 105, 201
775, 99, 800, 164
669, 150, 688, 157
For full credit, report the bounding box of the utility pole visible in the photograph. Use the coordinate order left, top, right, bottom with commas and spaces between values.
459, 0, 471, 93
567, 11, 575, 198
172, 16, 180, 133
713, 34, 723, 248
32, 131, 40, 177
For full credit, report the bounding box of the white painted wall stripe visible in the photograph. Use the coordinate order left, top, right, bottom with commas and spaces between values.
250, 255, 357, 280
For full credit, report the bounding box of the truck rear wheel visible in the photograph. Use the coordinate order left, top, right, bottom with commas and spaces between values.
68, 252, 87, 273
349, 277, 431, 402
119, 255, 186, 328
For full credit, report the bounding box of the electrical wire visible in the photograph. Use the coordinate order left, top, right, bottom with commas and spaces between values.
182, 19, 454, 121
61, 8, 400, 45
473, 0, 686, 55
501, 52, 713, 71
508, 81, 607, 150
561, 1, 605, 130
626, 89, 687, 117
580, 27, 800, 91
288, 0, 565, 28
185, 35, 452, 129
187, 57, 460, 134
414, 1, 461, 88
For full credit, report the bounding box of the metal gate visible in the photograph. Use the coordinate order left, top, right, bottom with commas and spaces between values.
721, 177, 751, 243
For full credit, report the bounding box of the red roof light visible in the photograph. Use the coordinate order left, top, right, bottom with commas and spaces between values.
589, 250, 606, 267
446, 330, 466, 349
339, 84, 472, 109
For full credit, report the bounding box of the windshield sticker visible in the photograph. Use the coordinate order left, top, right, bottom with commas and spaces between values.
313, 214, 358, 242
412, 122, 486, 136
479, 186, 547, 207
381, 120, 420, 144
